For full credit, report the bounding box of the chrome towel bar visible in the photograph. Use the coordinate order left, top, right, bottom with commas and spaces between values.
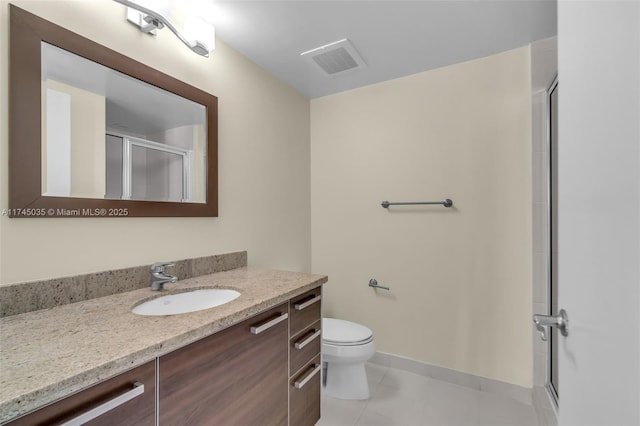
381, 199, 453, 208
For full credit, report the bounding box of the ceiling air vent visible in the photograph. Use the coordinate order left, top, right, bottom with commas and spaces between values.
301, 39, 366, 77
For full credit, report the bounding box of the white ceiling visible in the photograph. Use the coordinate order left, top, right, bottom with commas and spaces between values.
210, 0, 557, 99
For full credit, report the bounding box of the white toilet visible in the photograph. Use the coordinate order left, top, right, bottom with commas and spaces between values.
322, 318, 375, 400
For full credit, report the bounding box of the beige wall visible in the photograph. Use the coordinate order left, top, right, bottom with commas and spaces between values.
311, 47, 533, 387
156, 124, 207, 203
0, 0, 311, 283
43, 80, 107, 199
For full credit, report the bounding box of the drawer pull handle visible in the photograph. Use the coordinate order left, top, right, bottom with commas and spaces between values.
294, 329, 322, 350
294, 295, 321, 311
61, 382, 144, 426
250, 312, 289, 334
294, 364, 322, 389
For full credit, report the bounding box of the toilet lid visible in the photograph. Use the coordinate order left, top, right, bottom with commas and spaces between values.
322, 318, 373, 345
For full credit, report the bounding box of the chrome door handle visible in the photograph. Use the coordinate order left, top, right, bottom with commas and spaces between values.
294, 295, 321, 311
294, 329, 321, 350
533, 309, 569, 341
294, 364, 321, 389
61, 382, 144, 426
250, 312, 288, 334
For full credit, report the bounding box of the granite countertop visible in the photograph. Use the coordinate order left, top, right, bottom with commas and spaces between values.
0, 267, 327, 423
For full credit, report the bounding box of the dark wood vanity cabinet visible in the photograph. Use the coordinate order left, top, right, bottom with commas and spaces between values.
289, 288, 323, 426
5, 287, 323, 426
158, 288, 323, 426
6, 361, 155, 426
159, 303, 289, 425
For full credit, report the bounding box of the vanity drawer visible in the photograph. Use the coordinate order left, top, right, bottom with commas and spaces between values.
290, 287, 322, 337
290, 354, 321, 426
6, 361, 155, 426
290, 320, 321, 376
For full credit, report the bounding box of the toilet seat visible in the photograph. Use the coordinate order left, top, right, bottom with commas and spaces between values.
323, 318, 373, 346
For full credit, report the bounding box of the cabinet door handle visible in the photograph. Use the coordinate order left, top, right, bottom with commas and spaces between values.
294, 329, 321, 350
294, 295, 321, 311
294, 364, 321, 389
250, 312, 289, 334
61, 382, 144, 426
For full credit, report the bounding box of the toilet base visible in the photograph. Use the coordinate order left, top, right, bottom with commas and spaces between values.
323, 361, 370, 400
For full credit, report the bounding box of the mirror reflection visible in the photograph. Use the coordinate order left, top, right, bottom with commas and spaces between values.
41, 42, 207, 203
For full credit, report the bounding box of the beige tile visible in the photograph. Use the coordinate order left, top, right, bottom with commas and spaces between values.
478, 392, 538, 426
320, 394, 364, 426
379, 369, 431, 398
419, 379, 481, 426
357, 408, 423, 426
363, 384, 424, 425
321, 364, 540, 426
478, 377, 532, 405
365, 363, 387, 389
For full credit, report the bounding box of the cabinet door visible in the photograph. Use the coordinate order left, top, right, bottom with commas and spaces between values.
7, 361, 155, 426
159, 304, 289, 426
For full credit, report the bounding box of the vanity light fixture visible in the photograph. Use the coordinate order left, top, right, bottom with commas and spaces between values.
113, 0, 215, 57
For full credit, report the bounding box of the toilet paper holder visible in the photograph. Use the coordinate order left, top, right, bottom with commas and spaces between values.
369, 279, 390, 291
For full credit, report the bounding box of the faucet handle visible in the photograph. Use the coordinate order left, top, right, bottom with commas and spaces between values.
151, 262, 174, 273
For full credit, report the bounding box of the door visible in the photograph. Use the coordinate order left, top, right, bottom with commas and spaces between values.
555, 1, 640, 425
159, 304, 289, 425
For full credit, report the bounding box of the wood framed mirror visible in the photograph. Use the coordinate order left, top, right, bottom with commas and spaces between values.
9, 5, 218, 218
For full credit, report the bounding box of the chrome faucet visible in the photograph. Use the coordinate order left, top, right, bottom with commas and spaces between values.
150, 262, 177, 291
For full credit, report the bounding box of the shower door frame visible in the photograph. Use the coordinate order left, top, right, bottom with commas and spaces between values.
545, 75, 559, 407
107, 132, 194, 203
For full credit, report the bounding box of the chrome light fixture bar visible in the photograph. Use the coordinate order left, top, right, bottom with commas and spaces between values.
113, 0, 214, 57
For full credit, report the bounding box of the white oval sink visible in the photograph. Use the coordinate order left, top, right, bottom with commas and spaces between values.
132, 288, 241, 316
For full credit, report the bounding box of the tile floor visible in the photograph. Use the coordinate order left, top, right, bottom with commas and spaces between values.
318, 363, 539, 426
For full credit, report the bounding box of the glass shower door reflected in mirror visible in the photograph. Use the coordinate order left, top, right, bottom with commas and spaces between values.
106, 134, 204, 203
